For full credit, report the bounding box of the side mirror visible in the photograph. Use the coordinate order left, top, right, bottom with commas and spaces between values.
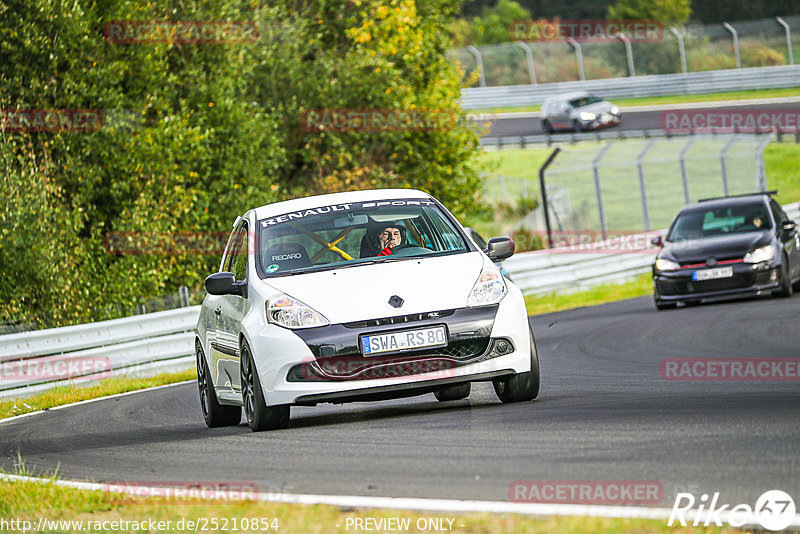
204, 272, 246, 297
650, 235, 663, 247
486, 237, 515, 261
781, 220, 796, 233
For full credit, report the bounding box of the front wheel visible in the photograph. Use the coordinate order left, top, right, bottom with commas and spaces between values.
773, 257, 793, 298
241, 340, 290, 432
197, 343, 241, 428
493, 325, 540, 403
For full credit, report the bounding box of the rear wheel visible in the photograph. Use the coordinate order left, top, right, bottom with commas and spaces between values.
493, 325, 540, 403
774, 257, 793, 298
434, 382, 471, 402
197, 343, 241, 428
241, 340, 290, 432
542, 119, 553, 133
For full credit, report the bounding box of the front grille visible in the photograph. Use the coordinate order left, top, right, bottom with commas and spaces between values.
344, 310, 455, 329
658, 273, 754, 295
287, 338, 511, 382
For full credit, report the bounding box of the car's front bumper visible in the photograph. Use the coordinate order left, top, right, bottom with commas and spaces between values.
580, 113, 620, 130
248, 284, 532, 406
653, 262, 781, 302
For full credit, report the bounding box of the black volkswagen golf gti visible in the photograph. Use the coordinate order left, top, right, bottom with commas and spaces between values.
652, 192, 800, 309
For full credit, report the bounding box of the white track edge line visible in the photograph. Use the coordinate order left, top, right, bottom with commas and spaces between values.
0, 380, 195, 426
2, 473, 799, 527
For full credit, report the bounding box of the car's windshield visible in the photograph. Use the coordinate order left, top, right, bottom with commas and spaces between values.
569, 95, 603, 108
257, 198, 470, 277
667, 202, 772, 241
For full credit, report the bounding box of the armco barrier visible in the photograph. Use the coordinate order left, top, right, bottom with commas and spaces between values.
0, 306, 200, 398
461, 65, 800, 109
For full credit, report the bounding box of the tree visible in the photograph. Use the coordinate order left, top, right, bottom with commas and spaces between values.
607, 0, 691, 24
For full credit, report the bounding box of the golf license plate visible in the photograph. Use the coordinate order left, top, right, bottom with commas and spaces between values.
692, 266, 733, 281
361, 326, 447, 356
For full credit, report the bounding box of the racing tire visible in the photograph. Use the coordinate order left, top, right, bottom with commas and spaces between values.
542, 119, 553, 133
197, 343, 241, 428
773, 257, 793, 298
572, 119, 585, 132
241, 340, 290, 432
493, 325, 540, 403
434, 382, 471, 402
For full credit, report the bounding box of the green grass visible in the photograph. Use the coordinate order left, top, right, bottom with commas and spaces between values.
468, 87, 800, 114
0, 465, 740, 534
0, 369, 195, 420
524, 274, 653, 316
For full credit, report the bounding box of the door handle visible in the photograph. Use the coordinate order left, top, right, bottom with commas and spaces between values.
214, 307, 221, 316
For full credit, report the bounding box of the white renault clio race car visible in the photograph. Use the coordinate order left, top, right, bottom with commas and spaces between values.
195, 189, 540, 431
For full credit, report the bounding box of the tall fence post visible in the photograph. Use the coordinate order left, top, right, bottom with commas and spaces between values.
669, 27, 688, 74
539, 146, 562, 249
515, 41, 537, 85
466, 46, 487, 88
637, 139, 656, 231
679, 137, 696, 203
755, 135, 772, 191
567, 38, 586, 81
593, 142, 615, 240
723, 22, 741, 69
618, 34, 635, 77
776, 17, 794, 65
719, 136, 737, 196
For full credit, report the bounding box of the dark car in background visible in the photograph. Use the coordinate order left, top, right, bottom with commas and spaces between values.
540, 92, 620, 133
651, 192, 800, 310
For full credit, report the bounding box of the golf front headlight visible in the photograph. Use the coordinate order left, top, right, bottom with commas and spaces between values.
579, 111, 596, 121
610, 106, 619, 115
655, 258, 680, 271
267, 294, 329, 329
467, 268, 507, 307
743, 244, 777, 264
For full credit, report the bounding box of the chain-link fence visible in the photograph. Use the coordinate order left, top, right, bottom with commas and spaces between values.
484, 134, 772, 246
452, 15, 800, 87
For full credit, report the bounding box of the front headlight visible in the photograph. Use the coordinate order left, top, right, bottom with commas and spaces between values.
467, 268, 507, 307
743, 244, 777, 264
267, 294, 329, 329
655, 258, 680, 271
578, 111, 596, 121
610, 106, 619, 115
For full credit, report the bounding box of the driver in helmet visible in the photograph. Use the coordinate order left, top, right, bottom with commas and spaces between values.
376, 224, 406, 256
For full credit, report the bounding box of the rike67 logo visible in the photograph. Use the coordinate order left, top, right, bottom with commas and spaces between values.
669, 490, 797, 531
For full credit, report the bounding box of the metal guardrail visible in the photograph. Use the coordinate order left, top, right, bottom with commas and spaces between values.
0, 306, 200, 398
461, 65, 800, 110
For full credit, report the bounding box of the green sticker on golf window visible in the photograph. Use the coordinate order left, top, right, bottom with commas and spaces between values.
266, 264, 280, 273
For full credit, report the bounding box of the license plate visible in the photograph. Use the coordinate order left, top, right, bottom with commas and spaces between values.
361, 326, 447, 356
692, 267, 733, 281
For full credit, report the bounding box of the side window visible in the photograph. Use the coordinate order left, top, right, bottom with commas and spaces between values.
226, 223, 248, 282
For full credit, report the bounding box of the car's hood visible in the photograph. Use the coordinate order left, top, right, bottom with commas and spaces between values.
663, 231, 771, 263
260, 252, 487, 324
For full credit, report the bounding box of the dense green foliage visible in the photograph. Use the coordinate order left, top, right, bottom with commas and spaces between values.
0, 0, 486, 328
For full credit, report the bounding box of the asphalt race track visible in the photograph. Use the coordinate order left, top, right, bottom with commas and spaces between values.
2, 295, 799, 508
478, 101, 800, 137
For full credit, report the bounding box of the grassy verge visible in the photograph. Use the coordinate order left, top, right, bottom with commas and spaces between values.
524, 274, 652, 316
0, 471, 736, 534
0, 369, 195, 420
467, 87, 800, 114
